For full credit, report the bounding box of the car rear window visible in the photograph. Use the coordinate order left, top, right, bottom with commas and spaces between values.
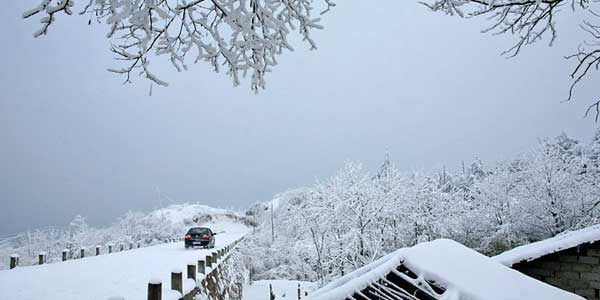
188, 228, 210, 235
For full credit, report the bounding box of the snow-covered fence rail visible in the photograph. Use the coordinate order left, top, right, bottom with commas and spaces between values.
7, 237, 184, 269
145, 237, 245, 300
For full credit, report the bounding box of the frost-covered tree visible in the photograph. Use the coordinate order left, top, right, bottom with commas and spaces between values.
514, 136, 594, 237
68, 215, 88, 236
23, 0, 334, 91
241, 130, 600, 286
423, 0, 600, 119
469, 163, 525, 253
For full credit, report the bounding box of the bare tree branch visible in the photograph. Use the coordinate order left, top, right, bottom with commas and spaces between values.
423, 0, 600, 121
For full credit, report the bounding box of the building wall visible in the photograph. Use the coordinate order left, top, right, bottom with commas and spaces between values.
513, 242, 600, 300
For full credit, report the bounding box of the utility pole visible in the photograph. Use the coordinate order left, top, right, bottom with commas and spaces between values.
271, 202, 275, 244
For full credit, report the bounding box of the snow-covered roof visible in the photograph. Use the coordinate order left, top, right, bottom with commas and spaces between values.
494, 224, 600, 267
309, 239, 583, 300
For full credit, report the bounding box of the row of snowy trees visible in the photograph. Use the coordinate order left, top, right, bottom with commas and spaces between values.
0, 213, 178, 269
241, 130, 600, 285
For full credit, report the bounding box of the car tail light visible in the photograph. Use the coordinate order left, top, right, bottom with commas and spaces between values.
184, 235, 191, 240
202, 234, 209, 239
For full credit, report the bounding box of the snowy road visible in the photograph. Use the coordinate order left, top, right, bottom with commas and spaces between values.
0, 222, 249, 300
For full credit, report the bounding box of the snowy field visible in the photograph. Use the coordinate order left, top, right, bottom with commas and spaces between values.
0, 222, 249, 300
243, 280, 318, 300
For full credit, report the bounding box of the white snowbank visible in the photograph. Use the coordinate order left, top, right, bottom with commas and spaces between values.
163, 289, 183, 300
243, 280, 318, 300
184, 278, 197, 294
310, 239, 583, 300
0, 221, 248, 300
493, 224, 600, 267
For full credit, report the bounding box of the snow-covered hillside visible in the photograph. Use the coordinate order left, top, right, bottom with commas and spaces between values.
0, 204, 252, 270
0, 221, 249, 300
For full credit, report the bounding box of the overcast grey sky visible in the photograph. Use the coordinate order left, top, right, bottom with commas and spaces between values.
0, 1, 597, 235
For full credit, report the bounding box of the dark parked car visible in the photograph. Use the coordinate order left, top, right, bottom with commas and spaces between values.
184, 227, 216, 249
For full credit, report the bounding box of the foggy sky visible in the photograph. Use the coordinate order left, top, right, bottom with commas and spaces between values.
0, 1, 597, 236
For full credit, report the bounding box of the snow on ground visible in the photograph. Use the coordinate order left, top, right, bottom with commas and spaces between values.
493, 224, 600, 267
0, 222, 249, 300
243, 280, 318, 300
309, 239, 583, 300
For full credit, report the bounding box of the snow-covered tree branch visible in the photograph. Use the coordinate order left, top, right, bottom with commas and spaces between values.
23, 0, 334, 91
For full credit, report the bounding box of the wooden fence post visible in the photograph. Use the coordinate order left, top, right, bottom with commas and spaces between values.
137, 242, 141, 248
38, 252, 45, 265
81, 248, 86, 258
212, 252, 217, 264
119, 244, 124, 252
206, 255, 212, 269
187, 264, 197, 281
147, 280, 162, 300
96, 245, 100, 256
298, 283, 301, 300
171, 270, 183, 294
108, 244, 113, 254
270, 284, 275, 300
10, 254, 19, 269
198, 260, 206, 275
130, 242, 133, 250
62, 249, 68, 262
